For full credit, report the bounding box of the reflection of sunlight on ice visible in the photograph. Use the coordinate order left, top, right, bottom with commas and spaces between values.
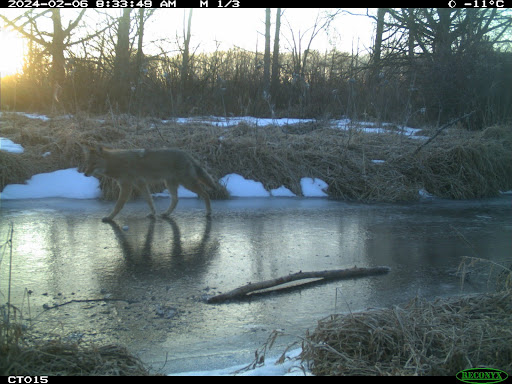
1, 217, 110, 306
1, 221, 48, 302
12, 222, 48, 267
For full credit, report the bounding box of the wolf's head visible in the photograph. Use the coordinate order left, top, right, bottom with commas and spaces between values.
83, 146, 107, 177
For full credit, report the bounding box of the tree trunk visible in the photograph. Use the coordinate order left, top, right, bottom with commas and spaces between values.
262, 8, 271, 96
407, 8, 416, 59
434, 8, 453, 59
50, 10, 66, 88
113, 9, 132, 110
135, 9, 145, 83
271, 8, 281, 99
371, 8, 386, 81
181, 8, 193, 100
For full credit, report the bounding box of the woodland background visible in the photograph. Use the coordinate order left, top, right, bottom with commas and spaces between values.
0, 8, 511, 129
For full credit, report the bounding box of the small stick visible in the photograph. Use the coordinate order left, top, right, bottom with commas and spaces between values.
412, 111, 475, 156
43, 298, 135, 310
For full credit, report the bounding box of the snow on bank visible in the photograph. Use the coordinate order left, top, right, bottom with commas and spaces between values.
1, 168, 102, 200
170, 116, 316, 128
0, 137, 24, 153
221, 173, 270, 197
301, 178, 329, 197
170, 348, 308, 376
2, 111, 426, 137
0, 167, 327, 201
0, 111, 51, 121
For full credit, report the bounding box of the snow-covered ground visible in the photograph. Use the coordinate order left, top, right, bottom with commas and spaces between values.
0, 166, 328, 200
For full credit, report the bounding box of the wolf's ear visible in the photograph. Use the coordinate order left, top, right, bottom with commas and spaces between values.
85, 145, 104, 155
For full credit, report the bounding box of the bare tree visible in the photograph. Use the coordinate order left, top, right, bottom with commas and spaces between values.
181, 8, 193, 101
284, 10, 340, 78
283, 9, 339, 115
374, 8, 512, 124
384, 8, 512, 58
371, 8, 387, 81
271, 8, 282, 97
263, 8, 271, 96
1, 10, 86, 94
112, 9, 132, 109
135, 9, 146, 81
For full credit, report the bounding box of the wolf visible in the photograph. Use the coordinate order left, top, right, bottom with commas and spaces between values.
84, 146, 217, 222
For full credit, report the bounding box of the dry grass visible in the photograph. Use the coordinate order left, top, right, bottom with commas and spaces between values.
301, 291, 512, 376
1, 340, 151, 376
410, 128, 512, 199
302, 258, 512, 376
1, 113, 511, 202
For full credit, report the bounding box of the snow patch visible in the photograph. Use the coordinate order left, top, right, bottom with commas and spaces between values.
0, 137, 24, 153
300, 178, 328, 197
171, 348, 308, 376
1, 168, 101, 200
220, 173, 270, 197
1, 169, 328, 200
270, 186, 296, 197
419, 188, 435, 199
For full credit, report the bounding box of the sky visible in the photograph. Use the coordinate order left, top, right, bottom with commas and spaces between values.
0, 26, 26, 76
0, 8, 376, 77
145, 8, 376, 53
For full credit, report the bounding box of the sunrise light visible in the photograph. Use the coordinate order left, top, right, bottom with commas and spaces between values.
0, 28, 26, 77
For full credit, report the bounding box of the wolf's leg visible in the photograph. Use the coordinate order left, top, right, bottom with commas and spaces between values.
103, 182, 132, 222
182, 180, 212, 216
137, 182, 157, 219
161, 180, 179, 217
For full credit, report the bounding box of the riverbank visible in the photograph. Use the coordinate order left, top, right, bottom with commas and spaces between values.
1, 112, 511, 202
2, 290, 510, 376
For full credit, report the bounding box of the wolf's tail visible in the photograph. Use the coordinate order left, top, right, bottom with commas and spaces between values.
195, 164, 217, 190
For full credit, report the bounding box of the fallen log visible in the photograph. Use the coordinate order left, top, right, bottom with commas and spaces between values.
207, 266, 391, 304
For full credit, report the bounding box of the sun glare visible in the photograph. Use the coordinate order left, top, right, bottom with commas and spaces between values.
0, 28, 26, 77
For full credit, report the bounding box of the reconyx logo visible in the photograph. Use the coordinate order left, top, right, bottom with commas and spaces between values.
456, 368, 508, 384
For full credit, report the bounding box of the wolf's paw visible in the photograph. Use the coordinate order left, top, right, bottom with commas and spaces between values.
102, 217, 114, 223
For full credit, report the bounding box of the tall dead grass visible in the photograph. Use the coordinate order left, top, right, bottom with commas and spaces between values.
301, 255, 512, 376
1, 113, 511, 202
409, 127, 512, 199
301, 291, 512, 376
1, 341, 151, 376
